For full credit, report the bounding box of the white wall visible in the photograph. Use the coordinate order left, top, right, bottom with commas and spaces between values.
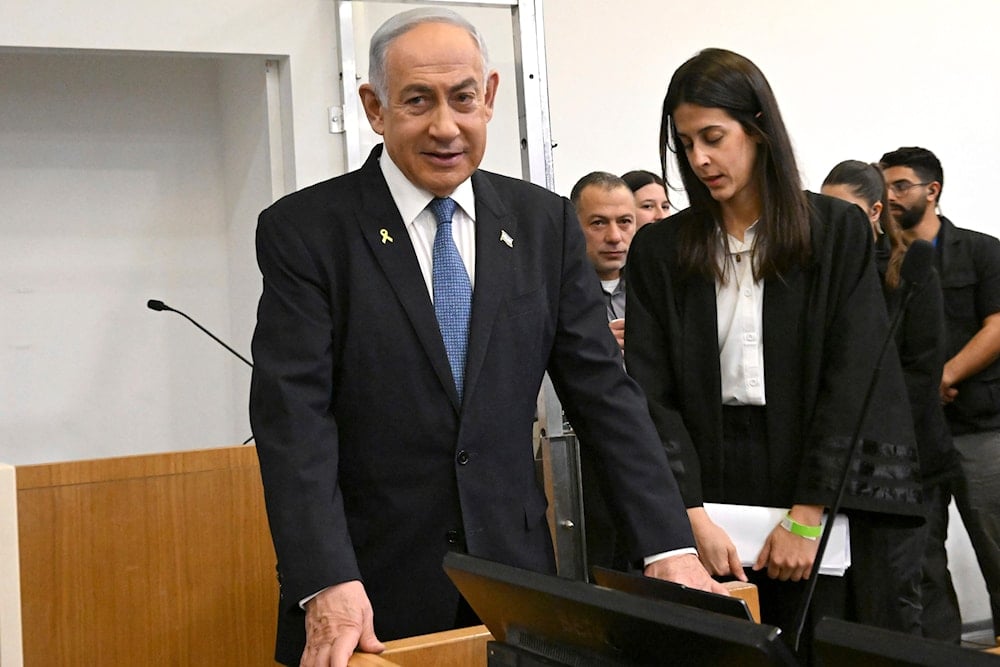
0, 0, 994, 627
0, 1, 341, 464
0, 0, 344, 188
544, 0, 1000, 240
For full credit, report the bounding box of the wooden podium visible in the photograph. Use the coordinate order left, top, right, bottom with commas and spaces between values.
8, 445, 760, 666
13, 445, 277, 666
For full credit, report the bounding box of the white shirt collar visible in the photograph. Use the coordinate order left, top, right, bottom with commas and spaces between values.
379, 148, 477, 226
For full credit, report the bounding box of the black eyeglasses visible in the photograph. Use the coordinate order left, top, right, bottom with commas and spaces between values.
887, 180, 930, 196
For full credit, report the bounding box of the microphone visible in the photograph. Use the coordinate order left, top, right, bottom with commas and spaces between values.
146, 299, 253, 368
790, 240, 934, 650
900, 238, 934, 287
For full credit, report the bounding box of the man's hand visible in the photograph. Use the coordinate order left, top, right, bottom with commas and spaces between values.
609, 318, 625, 351
686, 507, 747, 581
301, 580, 385, 667
644, 553, 731, 595
940, 364, 959, 404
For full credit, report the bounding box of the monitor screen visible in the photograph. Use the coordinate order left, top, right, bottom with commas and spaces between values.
443, 552, 798, 666
814, 618, 1000, 666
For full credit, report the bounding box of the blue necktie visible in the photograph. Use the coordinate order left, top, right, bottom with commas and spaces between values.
430, 197, 472, 400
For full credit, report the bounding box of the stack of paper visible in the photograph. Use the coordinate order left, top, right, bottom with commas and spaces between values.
703, 503, 851, 576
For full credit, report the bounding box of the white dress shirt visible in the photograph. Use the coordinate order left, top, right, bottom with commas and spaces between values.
379, 151, 476, 297
716, 223, 766, 406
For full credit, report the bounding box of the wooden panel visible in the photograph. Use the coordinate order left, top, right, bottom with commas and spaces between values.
348, 625, 492, 667
378, 625, 491, 667
723, 580, 761, 623
17, 445, 278, 666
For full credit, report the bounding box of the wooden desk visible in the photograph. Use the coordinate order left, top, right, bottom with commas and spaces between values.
346, 581, 761, 666
10, 445, 762, 667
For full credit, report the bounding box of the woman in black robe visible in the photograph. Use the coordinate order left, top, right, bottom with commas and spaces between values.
625, 49, 925, 654
823, 160, 959, 636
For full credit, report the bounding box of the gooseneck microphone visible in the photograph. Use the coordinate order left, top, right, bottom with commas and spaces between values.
147, 299, 253, 368
790, 239, 935, 651
148, 299, 255, 444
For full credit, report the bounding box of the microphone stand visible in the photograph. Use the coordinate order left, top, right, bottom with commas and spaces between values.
789, 241, 932, 652
147, 300, 253, 368
147, 299, 255, 444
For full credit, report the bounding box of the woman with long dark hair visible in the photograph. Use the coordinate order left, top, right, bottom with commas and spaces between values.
823, 160, 959, 636
625, 49, 924, 649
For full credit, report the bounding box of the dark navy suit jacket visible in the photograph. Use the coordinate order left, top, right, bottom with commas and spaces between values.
250, 146, 695, 664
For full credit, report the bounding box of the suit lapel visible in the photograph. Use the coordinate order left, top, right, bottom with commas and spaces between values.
355, 150, 459, 409
682, 276, 722, 427
762, 264, 806, 447
463, 171, 517, 404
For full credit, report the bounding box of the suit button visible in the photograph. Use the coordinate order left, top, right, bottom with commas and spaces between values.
446, 530, 460, 544
456, 450, 470, 465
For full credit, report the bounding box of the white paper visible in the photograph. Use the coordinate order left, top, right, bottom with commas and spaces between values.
702, 503, 851, 577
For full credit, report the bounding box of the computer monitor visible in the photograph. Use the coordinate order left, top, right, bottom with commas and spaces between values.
443, 552, 799, 666
591, 565, 754, 622
813, 617, 1000, 666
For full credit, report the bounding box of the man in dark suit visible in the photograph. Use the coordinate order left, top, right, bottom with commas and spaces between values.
250, 8, 723, 667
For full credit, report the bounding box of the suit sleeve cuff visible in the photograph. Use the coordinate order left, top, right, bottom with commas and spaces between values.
643, 547, 698, 568
299, 586, 330, 610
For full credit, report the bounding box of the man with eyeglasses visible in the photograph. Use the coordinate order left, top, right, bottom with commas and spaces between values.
880, 146, 1000, 643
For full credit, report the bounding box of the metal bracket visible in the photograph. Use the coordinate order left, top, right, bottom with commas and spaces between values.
328, 105, 345, 134
537, 374, 587, 580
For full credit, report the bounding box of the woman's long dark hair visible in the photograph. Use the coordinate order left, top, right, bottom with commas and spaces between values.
660, 48, 811, 282
823, 160, 904, 289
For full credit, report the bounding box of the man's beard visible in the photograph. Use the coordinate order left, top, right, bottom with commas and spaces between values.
892, 199, 927, 230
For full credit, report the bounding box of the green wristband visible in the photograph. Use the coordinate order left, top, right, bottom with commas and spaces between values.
780, 513, 822, 540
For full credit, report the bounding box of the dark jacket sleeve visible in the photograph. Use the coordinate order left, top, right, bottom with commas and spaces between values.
794, 195, 923, 517
545, 197, 696, 558
624, 219, 706, 508
250, 197, 361, 614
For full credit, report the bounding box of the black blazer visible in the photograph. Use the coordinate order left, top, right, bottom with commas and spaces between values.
626, 192, 923, 518
250, 147, 695, 663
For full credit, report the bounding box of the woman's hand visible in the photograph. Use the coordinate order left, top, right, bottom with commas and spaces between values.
687, 507, 748, 581
752, 504, 823, 581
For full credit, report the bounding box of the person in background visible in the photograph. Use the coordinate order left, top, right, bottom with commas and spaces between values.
570, 171, 636, 350
625, 48, 924, 657
622, 169, 671, 227
880, 146, 1000, 643
823, 159, 959, 636
569, 171, 637, 571
250, 9, 724, 667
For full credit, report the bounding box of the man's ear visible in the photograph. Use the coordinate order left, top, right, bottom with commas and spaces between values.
359, 84, 385, 136
482, 70, 499, 121
927, 181, 941, 203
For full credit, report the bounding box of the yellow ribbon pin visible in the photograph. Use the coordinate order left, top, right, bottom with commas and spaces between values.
379, 229, 393, 244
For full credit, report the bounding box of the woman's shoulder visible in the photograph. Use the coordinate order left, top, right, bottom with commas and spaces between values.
806, 189, 863, 224
805, 190, 872, 247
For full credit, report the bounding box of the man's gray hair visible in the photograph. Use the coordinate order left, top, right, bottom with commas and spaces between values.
368, 7, 490, 105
